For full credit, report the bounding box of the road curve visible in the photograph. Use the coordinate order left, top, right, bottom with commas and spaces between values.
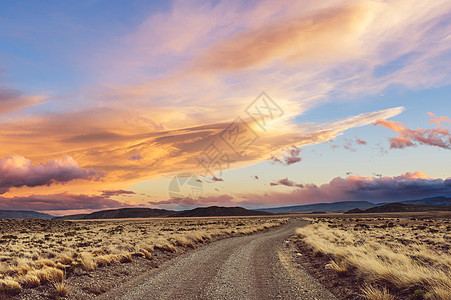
100, 219, 335, 300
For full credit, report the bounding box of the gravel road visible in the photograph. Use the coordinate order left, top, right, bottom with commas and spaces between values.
100, 219, 336, 300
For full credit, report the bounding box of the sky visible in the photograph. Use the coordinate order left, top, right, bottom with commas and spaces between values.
0, 0, 450, 215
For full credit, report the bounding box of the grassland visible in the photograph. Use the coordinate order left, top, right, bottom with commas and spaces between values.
294, 217, 450, 299
0, 217, 286, 297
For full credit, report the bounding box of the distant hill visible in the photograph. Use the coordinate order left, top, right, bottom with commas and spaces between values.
257, 201, 376, 213
173, 206, 272, 217
400, 196, 451, 206
55, 208, 174, 220
0, 210, 54, 219
55, 206, 272, 220
345, 203, 451, 214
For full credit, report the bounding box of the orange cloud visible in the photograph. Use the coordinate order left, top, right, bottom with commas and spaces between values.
0, 105, 403, 198
375, 118, 451, 149
191, 2, 374, 73
428, 112, 450, 128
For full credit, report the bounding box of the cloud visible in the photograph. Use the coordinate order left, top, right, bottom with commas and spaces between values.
270, 178, 303, 188
0, 87, 42, 114
191, 1, 375, 73
0, 105, 403, 194
242, 171, 451, 206
101, 190, 136, 197
130, 153, 143, 161
356, 138, 367, 145
0, 155, 101, 194
340, 137, 368, 151
374, 118, 451, 149
0, 192, 129, 211
272, 145, 302, 166
428, 112, 450, 128
211, 176, 224, 182
3, 0, 448, 198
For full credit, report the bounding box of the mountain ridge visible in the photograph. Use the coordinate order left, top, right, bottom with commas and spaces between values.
54, 206, 272, 220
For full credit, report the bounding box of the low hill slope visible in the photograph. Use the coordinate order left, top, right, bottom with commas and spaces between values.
0, 210, 54, 219
346, 203, 451, 213
258, 201, 376, 213
173, 206, 272, 217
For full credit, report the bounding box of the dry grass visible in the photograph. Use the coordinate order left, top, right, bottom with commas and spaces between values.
0, 277, 22, 294
326, 260, 348, 275
361, 284, 396, 300
52, 278, 70, 297
0, 217, 286, 295
296, 217, 451, 299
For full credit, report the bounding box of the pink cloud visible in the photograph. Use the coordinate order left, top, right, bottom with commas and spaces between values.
375, 118, 451, 149
0, 87, 42, 114
0, 155, 102, 194
242, 172, 451, 206
356, 138, 367, 145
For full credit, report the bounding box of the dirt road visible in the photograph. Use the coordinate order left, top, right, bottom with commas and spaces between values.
100, 219, 335, 300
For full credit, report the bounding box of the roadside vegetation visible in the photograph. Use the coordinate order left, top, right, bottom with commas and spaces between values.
295, 217, 450, 299
0, 217, 286, 296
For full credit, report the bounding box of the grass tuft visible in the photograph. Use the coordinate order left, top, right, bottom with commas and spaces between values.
361, 284, 395, 300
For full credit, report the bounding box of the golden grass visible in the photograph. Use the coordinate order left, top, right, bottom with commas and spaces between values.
17, 273, 40, 288
296, 218, 451, 299
0, 277, 22, 293
361, 284, 395, 300
327, 260, 348, 275
79, 253, 97, 271
0, 217, 286, 294
52, 277, 70, 297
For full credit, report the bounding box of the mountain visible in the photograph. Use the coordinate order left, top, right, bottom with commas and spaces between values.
0, 210, 54, 219
345, 203, 451, 214
55, 208, 173, 220
172, 206, 272, 217
400, 196, 451, 206
54, 206, 272, 220
257, 201, 376, 213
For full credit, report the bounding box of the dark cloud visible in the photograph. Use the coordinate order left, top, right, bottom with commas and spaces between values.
270, 178, 303, 188
272, 145, 302, 166
0, 155, 102, 194
101, 190, 136, 197
0, 192, 128, 211
130, 153, 143, 161
211, 176, 224, 182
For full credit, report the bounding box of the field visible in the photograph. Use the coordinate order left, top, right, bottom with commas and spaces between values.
0, 217, 287, 298
293, 216, 451, 300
